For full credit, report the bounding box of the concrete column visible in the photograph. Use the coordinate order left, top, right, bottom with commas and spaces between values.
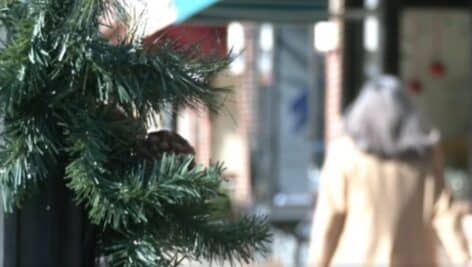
232, 24, 255, 207
196, 109, 212, 166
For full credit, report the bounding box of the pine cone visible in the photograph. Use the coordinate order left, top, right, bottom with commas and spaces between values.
137, 130, 195, 161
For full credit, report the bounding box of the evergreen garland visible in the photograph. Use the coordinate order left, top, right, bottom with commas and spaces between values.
0, 0, 270, 266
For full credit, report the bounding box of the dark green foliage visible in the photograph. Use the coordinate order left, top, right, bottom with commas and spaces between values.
0, 0, 270, 266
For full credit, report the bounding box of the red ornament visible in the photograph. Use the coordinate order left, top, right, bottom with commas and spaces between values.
407, 79, 422, 94
430, 61, 446, 78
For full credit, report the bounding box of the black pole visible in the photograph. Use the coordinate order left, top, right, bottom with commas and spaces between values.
3, 169, 96, 267
380, 0, 400, 75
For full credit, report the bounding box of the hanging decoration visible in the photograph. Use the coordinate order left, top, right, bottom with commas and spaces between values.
430, 61, 446, 78
429, 15, 446, 79
407, 79, 422, 94
408, 17, 423, 94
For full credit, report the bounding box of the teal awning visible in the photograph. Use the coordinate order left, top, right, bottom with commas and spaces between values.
192, 0, 328, 24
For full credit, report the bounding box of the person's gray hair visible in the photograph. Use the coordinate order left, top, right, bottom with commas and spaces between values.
344, 75, 439, 158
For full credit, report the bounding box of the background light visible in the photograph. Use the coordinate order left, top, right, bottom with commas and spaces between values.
314, 21, 339, 53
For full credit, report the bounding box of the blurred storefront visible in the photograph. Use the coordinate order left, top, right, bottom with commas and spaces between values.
150, 0, 472, 265
159, 1, 330, 221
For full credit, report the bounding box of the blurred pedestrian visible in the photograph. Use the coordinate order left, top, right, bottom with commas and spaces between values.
307, 75, 470, 267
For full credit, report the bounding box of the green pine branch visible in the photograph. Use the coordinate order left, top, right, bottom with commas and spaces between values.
0, 0, 270, 266
67, 150, 270, 266
101, 215, 270, 267
0, 110, 62, 211
84, 39, 230, 116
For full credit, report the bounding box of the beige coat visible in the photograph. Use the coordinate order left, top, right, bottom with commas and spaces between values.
308, 137, 470, 267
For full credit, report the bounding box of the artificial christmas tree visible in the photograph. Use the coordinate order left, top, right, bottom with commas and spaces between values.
0, 0, 270, 266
